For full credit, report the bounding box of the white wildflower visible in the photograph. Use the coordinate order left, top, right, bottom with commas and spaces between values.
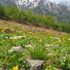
68, 38, 70, 41
25, 44, 33, 48
10, 36, 24, 40
45, 44, 50, 47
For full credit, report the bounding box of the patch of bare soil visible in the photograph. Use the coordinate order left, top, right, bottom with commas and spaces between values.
0, 19, 66, 35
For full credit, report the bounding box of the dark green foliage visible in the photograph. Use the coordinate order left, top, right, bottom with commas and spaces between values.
0, 3, 5, 16
60, 56, 70, 70
4, 5, 19, 19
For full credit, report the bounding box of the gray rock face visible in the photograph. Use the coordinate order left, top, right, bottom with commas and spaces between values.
27, 60, 44, 70
32, 0, 70, 22
8, 46, 24, 53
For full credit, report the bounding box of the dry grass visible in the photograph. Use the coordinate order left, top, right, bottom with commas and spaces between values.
0, 19, 67, 36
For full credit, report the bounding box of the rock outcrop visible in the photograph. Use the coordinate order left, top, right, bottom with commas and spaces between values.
27, 60, 44, 70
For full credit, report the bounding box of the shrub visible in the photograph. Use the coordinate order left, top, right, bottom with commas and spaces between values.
27, 46, 47, 60
4, 5, 19, 19
0, 3, 5, 17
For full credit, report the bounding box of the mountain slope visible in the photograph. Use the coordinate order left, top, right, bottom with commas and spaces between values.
0, 19, 65, 35
0, 19, 70, 70
1, 0, 70, 22
32, 0, 70, 22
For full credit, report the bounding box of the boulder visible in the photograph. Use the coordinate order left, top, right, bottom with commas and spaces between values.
0, 68, 2, 70
8, 46, 24, 53
27, 60, 44, 70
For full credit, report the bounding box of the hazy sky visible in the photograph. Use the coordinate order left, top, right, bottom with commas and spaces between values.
48, 0, 70, 3
23, 0, 70, 3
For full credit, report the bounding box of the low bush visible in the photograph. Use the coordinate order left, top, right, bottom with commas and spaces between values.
27, 46, 47, 60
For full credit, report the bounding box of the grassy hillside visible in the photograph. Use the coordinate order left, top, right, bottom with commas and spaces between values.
0, 4, 70, 33
0, 20, 70, 70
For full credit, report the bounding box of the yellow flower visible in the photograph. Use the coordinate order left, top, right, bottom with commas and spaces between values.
13, 65, 18, 70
